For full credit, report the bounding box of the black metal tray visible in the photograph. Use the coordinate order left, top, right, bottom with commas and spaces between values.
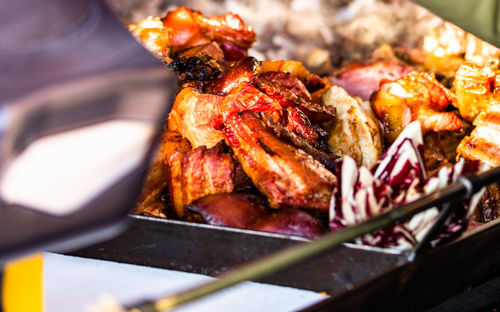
69, 215, 500, 311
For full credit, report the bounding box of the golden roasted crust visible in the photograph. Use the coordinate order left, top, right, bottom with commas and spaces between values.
167, 143, 235, 218
224, 111, 336, 211
168, 87, 225, 149
372, 71, 462, 142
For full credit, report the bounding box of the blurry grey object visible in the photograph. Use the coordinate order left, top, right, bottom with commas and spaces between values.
0, 0, 159, 103
0, 0, 176, 263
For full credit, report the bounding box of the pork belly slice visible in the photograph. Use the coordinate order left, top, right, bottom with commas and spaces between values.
224, 111, 336, 211
259, 111, 336, 170
457, 106, 500, 166
453, 60, 500, 122
135, 131, 191, 218
331, 61, 413, 101
168, 142, 237, 218
372, 71, 462, 143
188, 193, 325, 239
210, 57, 260, 95
168, 87, 225, 149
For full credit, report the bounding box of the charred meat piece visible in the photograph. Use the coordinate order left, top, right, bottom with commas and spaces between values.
169, 42, 225, 83
168, 142, 235, 218
453, 60, 500, 122
224, 111, 336, 211
259, 111, 336, 170
135, 131, 191, 217
472, 183, 500, 223
330, 61, 413, 101
283, 106, 326, 149
253, 208, 325, 239
162, 7, 256, 60
423, 133, 452, 178
259, 71, 312, 102
169, 56, 222, 83
457, 106, 500, 166
261, 60, 329, 93
210, 57, 260, 95
219, 81, 283, 124
189, 193, 325, 239
322, 86, 382, 168
168, 87, 224, 149
188, 193, 268, 228
372, 71, 462, 142
255, 74, 335, 122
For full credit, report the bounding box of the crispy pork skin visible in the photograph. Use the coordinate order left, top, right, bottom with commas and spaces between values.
211, 57, 260, 95
457, 106, 500, 166
135, 131, 191, 217
168, 87, 225, 149
259, 111, 336, 169
330, 61, 413, 101
453, 60, 500, 122
372, 71, 462, 142
224, 111, 336, 211
168, 142, 235, 218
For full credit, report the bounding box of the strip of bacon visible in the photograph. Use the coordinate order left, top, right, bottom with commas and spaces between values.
224, 111, 336, 211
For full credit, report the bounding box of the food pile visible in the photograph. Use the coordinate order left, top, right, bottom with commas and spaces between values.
130, 7, 500, 249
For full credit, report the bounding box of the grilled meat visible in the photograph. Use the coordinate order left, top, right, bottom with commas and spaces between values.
135, 131, 191, 217
168, 87, 225, 149
219, 81, 283, 124
452, 60, 500, 122
457, 106, 500, 166
162, 7, 256, 59
261, 60, 330, 94
224, 111, 336, 211
129, 7, 256, 63
210, 57, 260, 95
129, 17, 172, 63
167, 142, 235, 218
330, 61, 413, 101
322, 86, 382, 168
423, 133, 452, 178
372, 71, 462, 142
259, 111, 336, 170
472, 183, 500, 223
188, 193, 325, 239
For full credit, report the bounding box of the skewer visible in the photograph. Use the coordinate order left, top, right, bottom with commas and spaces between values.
125, 167, 500, 312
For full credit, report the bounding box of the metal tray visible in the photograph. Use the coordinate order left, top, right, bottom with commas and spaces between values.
69, 215, 500, 310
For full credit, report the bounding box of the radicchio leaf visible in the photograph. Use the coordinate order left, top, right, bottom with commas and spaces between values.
329, 121, 486, 249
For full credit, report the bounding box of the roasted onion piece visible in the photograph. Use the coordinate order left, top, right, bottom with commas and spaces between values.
224, 111, 336, 211
188, 193, 325, 239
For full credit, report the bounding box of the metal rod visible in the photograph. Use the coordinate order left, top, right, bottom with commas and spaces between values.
127, 167, 500, 312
